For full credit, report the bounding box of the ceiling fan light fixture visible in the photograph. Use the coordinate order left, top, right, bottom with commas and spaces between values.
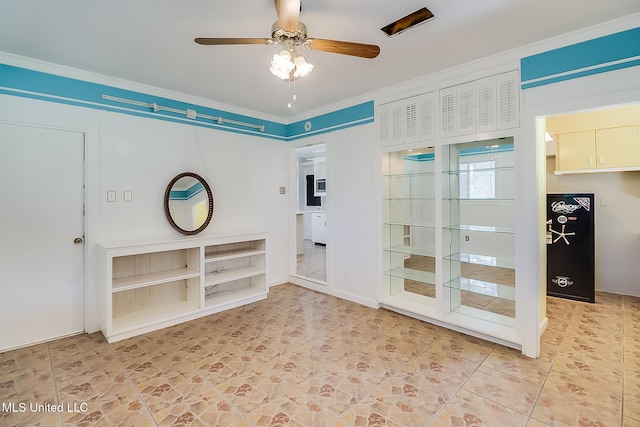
270, 49, 296, 79
293, 55, 313, 78
269, 46, 313, 81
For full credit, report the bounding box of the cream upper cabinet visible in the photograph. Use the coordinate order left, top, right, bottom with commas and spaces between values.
556, 126, 640, 172
595, 126, 640, 168
556, 131, 596, 171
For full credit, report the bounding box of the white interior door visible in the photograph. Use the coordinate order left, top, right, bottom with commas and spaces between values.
0, 122, 85, 351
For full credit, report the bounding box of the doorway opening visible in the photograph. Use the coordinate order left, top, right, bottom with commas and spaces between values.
294, 143, 327, 283
542, 103, 640, 300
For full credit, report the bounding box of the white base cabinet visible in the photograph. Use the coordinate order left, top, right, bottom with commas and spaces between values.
99, 232, 267, 342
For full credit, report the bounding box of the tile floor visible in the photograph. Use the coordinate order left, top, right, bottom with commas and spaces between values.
295, 240, 326, 282
1, 283, 639, 426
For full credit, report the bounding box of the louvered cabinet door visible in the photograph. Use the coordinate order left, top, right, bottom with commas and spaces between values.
457, 81, 476, 136
440, 86, 457, 137
476, 76, 497, 133
417, 92, 436, 141
390, 101, 406, 145
404, 98, 419, 144
377, 103, 391, 147
497, 70, 520, 130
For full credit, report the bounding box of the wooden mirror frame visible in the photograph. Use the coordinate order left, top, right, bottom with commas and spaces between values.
164, 172, 214, 235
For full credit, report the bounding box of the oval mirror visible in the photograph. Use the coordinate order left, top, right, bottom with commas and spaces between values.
164, 172, 214, 235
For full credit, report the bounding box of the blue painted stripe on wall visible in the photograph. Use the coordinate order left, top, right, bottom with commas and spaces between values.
521, 58, 640, 90
287, 101, 374, 138
520, 27, 640, 89
0, 63, 372, 141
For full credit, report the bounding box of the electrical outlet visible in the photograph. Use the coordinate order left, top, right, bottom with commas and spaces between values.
465, 235, 470, 241
279, 186, 286, 194
124, 191, 132, 202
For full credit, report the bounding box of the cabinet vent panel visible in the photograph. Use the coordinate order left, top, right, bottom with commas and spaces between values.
458, 88, 475, 132
391, 104, 405, 142
378, 108, 390, 143
478, 85, 495, 127
420, 97, 435, 137
441, 92, 455, 134
405, 102, 418, 139
499, 79, 517, 124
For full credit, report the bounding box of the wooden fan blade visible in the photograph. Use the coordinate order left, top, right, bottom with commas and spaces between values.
195, 38, 273, 45
305, 39, 380, 59
274, 0, 300, 33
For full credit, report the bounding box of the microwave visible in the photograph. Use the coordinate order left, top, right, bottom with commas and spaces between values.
315, 178, 326, 195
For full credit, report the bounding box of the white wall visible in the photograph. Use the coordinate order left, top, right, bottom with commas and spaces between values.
1, 93, 290, 334
546, 159, 640, 296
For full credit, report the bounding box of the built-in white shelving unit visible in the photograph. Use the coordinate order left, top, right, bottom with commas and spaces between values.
99, 232, 267, 342
378, 83, 521, 348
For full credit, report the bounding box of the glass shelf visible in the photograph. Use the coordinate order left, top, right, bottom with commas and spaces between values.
444, 224, 514, 234
444, 252, 514, 269
383, 171, 436, 178
385, 221, 435, 228
385, 267, 435, 285
384, 245, 435, 257
442, 165, 514, 175
383, 196, 436, 201
442, 197, 514, 202
444, 277, 515, 301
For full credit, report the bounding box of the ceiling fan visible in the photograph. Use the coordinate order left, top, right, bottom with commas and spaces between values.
195, 0, 380, 80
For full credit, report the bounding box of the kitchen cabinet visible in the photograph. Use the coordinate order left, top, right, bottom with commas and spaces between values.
311, 212, 326, 244
555, 125, 640, 173
556, 130, 596, 171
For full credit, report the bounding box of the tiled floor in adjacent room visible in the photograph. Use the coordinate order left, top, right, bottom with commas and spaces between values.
1, 283, 639, 426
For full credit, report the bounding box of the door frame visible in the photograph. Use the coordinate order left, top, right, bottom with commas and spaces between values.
0, 104, 101, 343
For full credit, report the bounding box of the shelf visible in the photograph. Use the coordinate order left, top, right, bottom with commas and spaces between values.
383, 171, 436, 178
112, 268, 200, 292
204, 266, 266, 286
204, 247, 265, 263
444, 224, 514, 234
444, 252, 514, 269
384, 245, 435, 257
385, 267, 435, 285
444, 277, 515, 301
442, 197, 514, 202
112, 300, 200, 333
383, 196, 436, 201
384, 221, 435, 228
442, 165, 514, 175
205, 285, 266, 309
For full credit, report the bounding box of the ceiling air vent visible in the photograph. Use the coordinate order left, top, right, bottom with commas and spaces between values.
381, 7, 435, 37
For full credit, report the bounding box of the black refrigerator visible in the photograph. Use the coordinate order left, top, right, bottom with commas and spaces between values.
546, 193, 595, 303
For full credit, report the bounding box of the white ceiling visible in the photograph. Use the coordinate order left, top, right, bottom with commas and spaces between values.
2, 1, 640, 119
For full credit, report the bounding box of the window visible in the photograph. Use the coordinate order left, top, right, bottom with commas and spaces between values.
459, 160, 495, 199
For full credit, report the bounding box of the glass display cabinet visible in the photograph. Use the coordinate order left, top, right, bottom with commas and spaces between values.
441, 137, 516, 327
382, 147, 437, 306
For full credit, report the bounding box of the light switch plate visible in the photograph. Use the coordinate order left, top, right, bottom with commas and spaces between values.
124, 191, 132, 202
107, 191, 116, 202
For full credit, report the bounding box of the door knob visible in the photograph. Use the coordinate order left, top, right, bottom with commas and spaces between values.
74, 237, 84, 244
